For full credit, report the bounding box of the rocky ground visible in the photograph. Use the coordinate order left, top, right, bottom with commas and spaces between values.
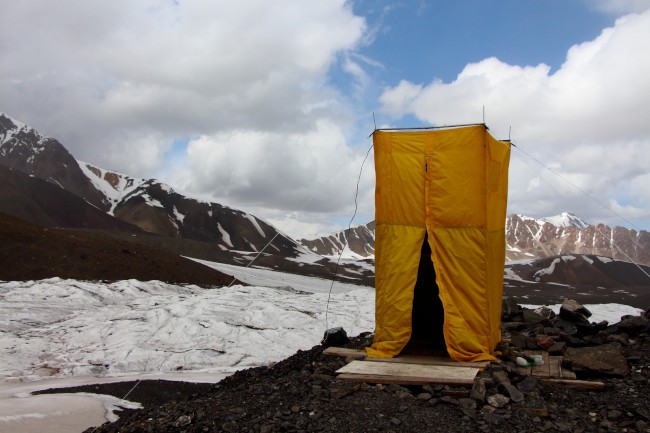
37, 301, 650, 433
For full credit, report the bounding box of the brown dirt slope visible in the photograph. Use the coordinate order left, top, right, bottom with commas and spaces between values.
0, 212, 234, 286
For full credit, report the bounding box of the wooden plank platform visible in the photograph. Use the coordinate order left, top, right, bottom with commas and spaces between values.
323, 347, 490, 368
326, 347, 603, 389
335, 360, 480, 387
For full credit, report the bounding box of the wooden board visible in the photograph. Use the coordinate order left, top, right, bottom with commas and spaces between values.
335, 360, 480, 386
516, 350, 576, 379
541, 378, 604, 390
323, 347, 366, 359
323, 347, 490, 368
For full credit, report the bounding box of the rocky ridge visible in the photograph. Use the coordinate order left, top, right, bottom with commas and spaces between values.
300, 213, 650, 267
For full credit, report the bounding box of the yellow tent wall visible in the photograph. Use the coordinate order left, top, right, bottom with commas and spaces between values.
366, 125, 510, 362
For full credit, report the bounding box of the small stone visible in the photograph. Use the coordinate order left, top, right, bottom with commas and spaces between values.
458, 398, 478, 419
482, 412, 504, 425
291, 405, 301, 413
548, 341, 567, 355
607, 409, 623, 420
390, 417, 401, 426
516, 375, 540, 393
487, 393, 510, 408
396, 391, 413, 399
417, 392, 432, 401
422, 384, 435, 394
174, 415, 192, 427
498, 383, 525, 403
535, 334, 555, 351
470, 378, 487, 403
439, 395, 459, 406
492, 370, 511, 385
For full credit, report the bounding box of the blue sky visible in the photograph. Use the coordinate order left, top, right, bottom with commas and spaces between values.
1, 0, 650, 238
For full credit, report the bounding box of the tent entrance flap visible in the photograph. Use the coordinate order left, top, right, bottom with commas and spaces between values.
404, 234, 446, 355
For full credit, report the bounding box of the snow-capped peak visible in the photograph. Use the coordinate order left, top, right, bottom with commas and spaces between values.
540, 212, 590, 230
0, 112, 41, 146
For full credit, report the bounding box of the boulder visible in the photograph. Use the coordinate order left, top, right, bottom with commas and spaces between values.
563, 342, 628, 376
321, 327, 349, 348
616, 315, 649, 336
559, 299, 592, 324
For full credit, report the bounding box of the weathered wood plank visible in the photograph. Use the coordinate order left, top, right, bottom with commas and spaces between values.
549, 356, 561, 378
335, 360, 479, 386
541, 379, 604, 390
336, 373, 477, 387
323, 347, 366, 359
379, 355, 490, 368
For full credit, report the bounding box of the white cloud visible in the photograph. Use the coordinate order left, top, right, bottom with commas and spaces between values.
378, 9, 650, 228
0, 0, 375, 236
0, 0, 365, 172
167, 119, 375, 218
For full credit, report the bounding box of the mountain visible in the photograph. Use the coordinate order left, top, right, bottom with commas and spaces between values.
299, 221, 375, 258
0, 114, 110, 211
505, 213, 650, 265
0, 113, 373, 285
503, 253, 650, 308
79, 161, 301, 256
301, 212, 650, 266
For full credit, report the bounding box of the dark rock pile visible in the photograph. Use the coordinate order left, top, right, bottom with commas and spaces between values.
501, 298, 649, 377
50, 301, 650, 432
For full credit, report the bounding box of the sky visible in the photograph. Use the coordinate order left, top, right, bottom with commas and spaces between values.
2, 0, 650, 238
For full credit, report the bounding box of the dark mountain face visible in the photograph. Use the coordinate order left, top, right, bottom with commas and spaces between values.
0, 113, 374, 285
0, 165, 141, 232
0, 113, 110, 211
111, 180, 302, 257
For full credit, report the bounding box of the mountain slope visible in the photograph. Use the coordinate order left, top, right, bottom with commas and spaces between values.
503, 254, 650, 308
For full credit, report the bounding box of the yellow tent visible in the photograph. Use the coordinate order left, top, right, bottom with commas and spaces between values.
366, 124, 510, 362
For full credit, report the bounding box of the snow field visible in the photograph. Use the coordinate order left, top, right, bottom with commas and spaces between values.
0, 278, 374, 381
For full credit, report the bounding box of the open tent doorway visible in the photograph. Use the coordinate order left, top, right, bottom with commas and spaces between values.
403, 233, 446, 355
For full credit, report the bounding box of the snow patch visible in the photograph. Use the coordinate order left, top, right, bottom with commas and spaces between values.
533, 258, 561, 280
521, 303, 643, 324
217, 223, 233, 248
243, 213, 266, 237
173, 206, 185, 223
